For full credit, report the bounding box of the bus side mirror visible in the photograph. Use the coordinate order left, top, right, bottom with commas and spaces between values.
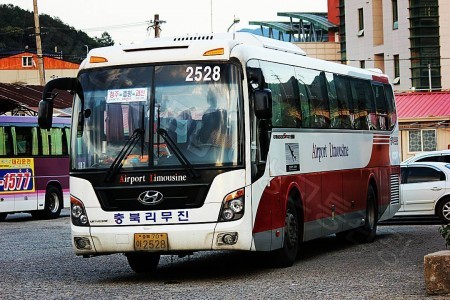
38, 100, 53, 129
254, 89, 272, 120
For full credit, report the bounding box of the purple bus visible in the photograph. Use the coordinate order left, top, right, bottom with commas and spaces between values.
0, 115, 70, 221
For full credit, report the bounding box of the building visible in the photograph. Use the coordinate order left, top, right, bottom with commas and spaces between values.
396, 91, 450, 160
249, 11, 341, 62
0, 50, 79, 85
335, 0, 450, 92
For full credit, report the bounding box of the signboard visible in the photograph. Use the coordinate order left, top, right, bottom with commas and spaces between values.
0, 158, 35, 193
106, 88, 148, 103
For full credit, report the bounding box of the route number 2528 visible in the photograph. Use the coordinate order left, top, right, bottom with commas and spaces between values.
185, 66, 221, 82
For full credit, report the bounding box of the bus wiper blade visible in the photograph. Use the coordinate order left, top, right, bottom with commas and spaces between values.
105, 128, 144, 182
156, 128, 200, 178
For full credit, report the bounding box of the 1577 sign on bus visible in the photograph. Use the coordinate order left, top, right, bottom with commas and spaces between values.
0, 158, 35, 193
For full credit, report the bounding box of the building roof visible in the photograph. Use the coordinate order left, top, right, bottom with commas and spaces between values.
277, 12, 338, 31
0, 83, 73, 115
249, 12, 336, 42
396, 91, 450, 120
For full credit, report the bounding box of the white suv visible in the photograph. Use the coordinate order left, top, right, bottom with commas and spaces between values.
402, 150, 450, 165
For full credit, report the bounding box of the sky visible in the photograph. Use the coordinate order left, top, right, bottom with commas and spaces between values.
0, 0, 327, 45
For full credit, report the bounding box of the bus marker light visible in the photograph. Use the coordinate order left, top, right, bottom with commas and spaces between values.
203, 48, 224, 56
275, 230, 280, 237
89, 56, 108, 63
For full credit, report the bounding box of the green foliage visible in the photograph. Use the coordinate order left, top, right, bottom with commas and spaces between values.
0, 4, 114, 63
439, 224, 450, 248
95, 32, 114, 47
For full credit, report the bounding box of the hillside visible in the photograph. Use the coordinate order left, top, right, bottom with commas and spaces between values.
0, 4, 114, 63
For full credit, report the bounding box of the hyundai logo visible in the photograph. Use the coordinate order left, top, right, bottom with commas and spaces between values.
137, 190, 164, 205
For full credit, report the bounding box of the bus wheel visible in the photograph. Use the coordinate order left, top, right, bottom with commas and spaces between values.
42, 186, 63, 219
0, 213, 7, 222
355, 185, 378, 243
271, 199, 299, 267
126, 252, 160, 274
437, 198, 450, 224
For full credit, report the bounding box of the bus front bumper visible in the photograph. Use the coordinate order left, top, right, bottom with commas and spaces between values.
71, 221, 253, 256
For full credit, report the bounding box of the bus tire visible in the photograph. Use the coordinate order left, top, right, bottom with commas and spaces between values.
271, 199, 299, 267
41, 185, 63, 219
126, 252, 160, 274
436, 197, 450, 224
0, 213, 7, 222
355, 185, 378, 243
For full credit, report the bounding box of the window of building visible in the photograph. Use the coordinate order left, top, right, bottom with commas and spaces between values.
22, 56, 33, 67
360, 60, 365, 69
392, 0, 398, 29
393, 54, 400, 84
358, 8, 365, 36
408, 129, 436, 152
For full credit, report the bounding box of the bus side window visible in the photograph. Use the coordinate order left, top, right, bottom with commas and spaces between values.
349, 79, 375, 130
328, 73, 352, 129
297, 77, 312, 128
13, 126, 34, 156
50, 128, 64, 155
296, 68, 330, 129
372, 84, 388, 130
0, 126, 12, 155
260, 62, 302, 128
31, 127, 39, 155
384, 84, 397, 130
63, 127, 71, 155
40, 128, 50, 155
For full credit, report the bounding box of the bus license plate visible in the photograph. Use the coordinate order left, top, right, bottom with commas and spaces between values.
134, 233, 168, 251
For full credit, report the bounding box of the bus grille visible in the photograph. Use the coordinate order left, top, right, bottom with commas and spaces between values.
94, 184, 210, 211
390, 174, 400, 205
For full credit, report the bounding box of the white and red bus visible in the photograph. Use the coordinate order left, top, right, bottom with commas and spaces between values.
38, 33, 400, 272
0, 115, 70, 221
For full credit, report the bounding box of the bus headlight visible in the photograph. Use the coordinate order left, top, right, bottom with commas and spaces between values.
71, 195, 90, 226
219, 188, 245, 222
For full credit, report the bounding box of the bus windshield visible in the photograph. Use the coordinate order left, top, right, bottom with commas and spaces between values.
72, 63, 242, 171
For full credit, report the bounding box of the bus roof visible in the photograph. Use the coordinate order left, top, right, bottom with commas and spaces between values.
0, 115, 70, 125
82, 32, 390, 83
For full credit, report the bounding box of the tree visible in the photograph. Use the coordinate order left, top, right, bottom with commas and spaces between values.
95, 32, 114, 47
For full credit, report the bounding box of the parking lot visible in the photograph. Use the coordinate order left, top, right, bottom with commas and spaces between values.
0, 210, 447, 299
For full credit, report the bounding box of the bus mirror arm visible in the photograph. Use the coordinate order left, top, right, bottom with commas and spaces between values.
38, 77, 78, 129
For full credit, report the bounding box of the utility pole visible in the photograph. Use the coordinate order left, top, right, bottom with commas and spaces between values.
154, 14, 161, 38
33, 0, 45, 86
148, 14, 166, 38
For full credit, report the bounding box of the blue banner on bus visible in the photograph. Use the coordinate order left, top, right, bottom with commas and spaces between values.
0, 158, 35, 193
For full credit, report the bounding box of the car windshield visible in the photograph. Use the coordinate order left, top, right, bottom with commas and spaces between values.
71, 63, 242, 170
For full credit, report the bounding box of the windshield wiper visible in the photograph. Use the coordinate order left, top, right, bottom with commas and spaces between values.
105, 128, 145, 182
156, 128, 200, 178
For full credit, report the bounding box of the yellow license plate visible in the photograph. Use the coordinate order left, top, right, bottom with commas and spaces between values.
134, 233, 168, 251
